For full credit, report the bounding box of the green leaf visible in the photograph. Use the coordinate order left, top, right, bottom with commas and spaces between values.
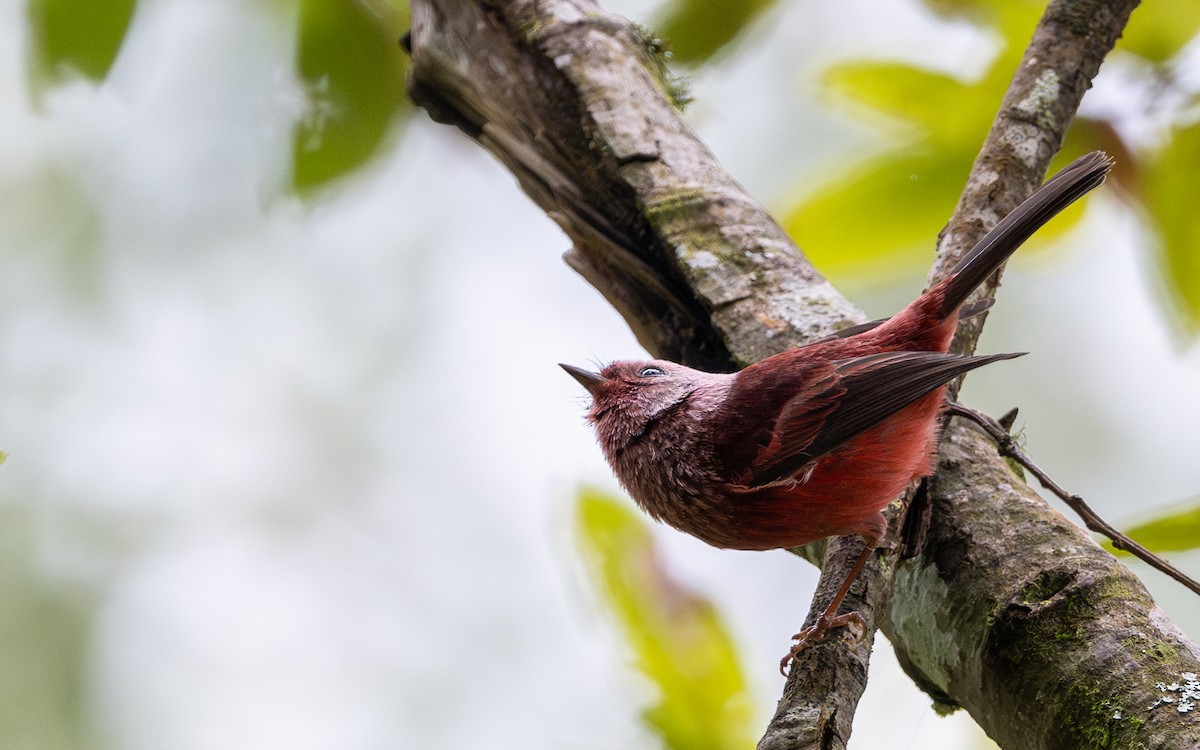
1141, 120, 1200, 335
1106, 499, 1200, 555
926, 0, 1200, 64
0, 504, 100, 749
780, 149, 976, 284
1116, 0, 1200, 62
292, 0, 410, 193
821, 63, 983, 144
654, 0, 780, 65
920, 0, 1046, 36
785, 0, 1114, 287
26, 0, 136, 95
780, 145, 1099, 285
575, 488, 755, 750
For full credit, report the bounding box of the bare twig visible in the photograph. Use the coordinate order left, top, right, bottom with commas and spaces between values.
946, 402, 1200, 597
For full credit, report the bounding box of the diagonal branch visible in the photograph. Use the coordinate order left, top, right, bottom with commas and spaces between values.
929, 0, 1141, 360
405, 1, 1200, 748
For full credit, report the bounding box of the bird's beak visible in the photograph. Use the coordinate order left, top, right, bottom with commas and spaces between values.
559, 363, 605, 396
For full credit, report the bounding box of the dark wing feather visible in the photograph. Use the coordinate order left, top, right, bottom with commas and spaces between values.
763, 367, 843, 461
940, 151, 1111, 316
748, 351, 1024, 486
707, 357, 845, 485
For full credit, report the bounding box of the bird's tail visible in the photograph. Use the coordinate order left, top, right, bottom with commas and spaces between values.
939, 151, 1113, 316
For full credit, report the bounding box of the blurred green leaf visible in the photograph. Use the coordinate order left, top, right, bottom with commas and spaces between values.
292, 0, 410, 192
822, 63, 983, 144
783, 4, 1119, 285
1115, 0, 1200, 62
925, 0, 1200, 80
921, 0, 1056, 33
26, 0, 136, 96
780, 138, 1099, 285
781, 149, 975, 284
654, 0, 779, 65
576, 488, 755, 750
0, 505, 101, 749
786, 54, 999, 283
1106, 499, 1200, 555
1142, 120, 1200, 335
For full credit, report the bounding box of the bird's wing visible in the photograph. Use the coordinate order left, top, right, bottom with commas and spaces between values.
705, 356, 843, 486
726, 351, 1022, 487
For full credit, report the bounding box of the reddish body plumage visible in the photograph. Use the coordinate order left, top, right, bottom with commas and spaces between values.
569, 292, 987, 552
562, 152, 1111, 665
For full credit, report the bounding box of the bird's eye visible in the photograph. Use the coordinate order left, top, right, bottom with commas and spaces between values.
637, 366, 665, 378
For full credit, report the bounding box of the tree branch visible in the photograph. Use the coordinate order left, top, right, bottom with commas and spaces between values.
407, 0, 863, 372
405, 1, 1200, 747
931, 0, 1139, 359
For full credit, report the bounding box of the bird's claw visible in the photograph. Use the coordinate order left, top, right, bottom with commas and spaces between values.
778, 611, 867, 676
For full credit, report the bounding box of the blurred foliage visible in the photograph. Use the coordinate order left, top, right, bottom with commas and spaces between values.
653, 0, 780, 65
23, 0, 413, 195
1112, 0, 1200, 62
6, 162, 108, 304
292, 0, 411, 193
1106, 498, 1200, 555
1142, 120, 1200, 335
760, 0, 1200, 335
0, 505, 101, 750
21, 0, 1200, 318
26, 0, 137, 101
575, 488, 755, 750
781, 55, 1106, 283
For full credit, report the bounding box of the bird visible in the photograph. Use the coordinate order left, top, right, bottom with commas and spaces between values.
561, 151, 1112, 670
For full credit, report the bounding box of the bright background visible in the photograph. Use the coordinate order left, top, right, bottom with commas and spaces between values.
2, 0, 1198, 748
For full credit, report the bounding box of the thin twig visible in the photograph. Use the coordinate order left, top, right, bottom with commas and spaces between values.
946, 402, 1200, 597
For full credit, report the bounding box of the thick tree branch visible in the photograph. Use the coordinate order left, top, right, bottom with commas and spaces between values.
407, 0, 862, 373
406, 1, 1200, 748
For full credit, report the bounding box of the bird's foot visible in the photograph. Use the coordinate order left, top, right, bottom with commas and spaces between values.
778, 610, 866, 676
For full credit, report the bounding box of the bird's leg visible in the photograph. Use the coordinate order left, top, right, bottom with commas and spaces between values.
779, 544, 873, 675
